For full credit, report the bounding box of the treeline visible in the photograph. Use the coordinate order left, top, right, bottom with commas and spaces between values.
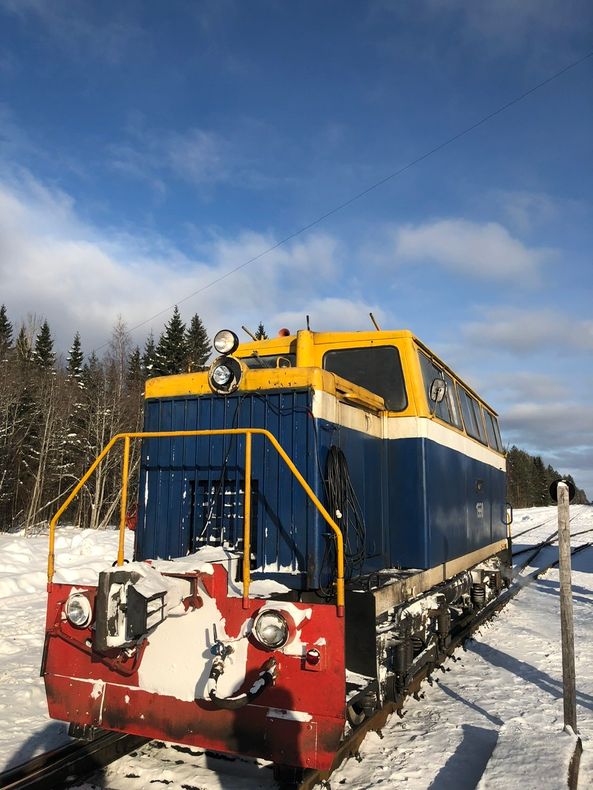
0, 303, 588, 532
506, 445, 589, 508
0, 305, 211, 533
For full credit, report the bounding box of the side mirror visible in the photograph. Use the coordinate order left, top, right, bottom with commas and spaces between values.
429, 378, 446, 404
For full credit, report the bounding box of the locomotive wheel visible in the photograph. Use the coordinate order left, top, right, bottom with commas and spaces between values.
346, 701, 367, 727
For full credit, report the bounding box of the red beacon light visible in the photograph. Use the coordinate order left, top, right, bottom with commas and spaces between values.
277, 328, 291, 337
306, 647, 321, 665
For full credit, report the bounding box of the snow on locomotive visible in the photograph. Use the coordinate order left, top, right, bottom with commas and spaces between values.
42, 327, 510, 774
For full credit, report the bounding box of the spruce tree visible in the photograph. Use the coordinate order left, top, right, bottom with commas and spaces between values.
185, 314, 211, 371
254, 322, 269, 340
66, 332, 84, 383
15, 326, 33, 365
155, 306, 187, 375
128, 346, 143, 387
34, 320, 56, 370
142, 331, 157, 378
0, 304, 13, 357
82, 352, 101, 392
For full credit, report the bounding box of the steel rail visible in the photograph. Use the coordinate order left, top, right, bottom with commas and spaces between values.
0, 732, 148, 790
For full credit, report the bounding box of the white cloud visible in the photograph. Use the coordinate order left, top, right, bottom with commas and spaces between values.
462, 307, 593, 353
166, 129, 230, 185
371, 0, 589, 60
0, 0, 144, 64
109, 120, 288, 192
502, 401, 593, 489
273, 298, 390, 334
483, 371, 570, 404
497, 191, 559, 234
442, 0, 588, 51
391, 218, 550, 283
0, 175, 357, 352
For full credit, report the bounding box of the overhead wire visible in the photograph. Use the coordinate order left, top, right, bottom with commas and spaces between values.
93, 48, 593, 353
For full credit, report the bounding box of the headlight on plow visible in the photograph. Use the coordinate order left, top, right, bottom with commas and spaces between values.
65, 592, 93, 628
252, 609, 289, 649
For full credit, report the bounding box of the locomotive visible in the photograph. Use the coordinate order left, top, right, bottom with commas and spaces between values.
42, 327, 509, 775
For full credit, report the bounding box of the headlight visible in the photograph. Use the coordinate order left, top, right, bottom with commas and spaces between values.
212, 364, 232, 386
65, 593, 92, 628
213, 329, 239, 355
252, 609, 289, 649
208, 355, 243, 394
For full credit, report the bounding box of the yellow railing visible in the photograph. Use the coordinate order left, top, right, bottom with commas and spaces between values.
48, 429, 345, 615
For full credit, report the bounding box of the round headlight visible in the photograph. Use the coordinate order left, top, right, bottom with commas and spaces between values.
212, 364, 232, 386
208, 355, 243, 394
213, 329, 239, 355
65, 593, 92, 628
253, 610, 289, 649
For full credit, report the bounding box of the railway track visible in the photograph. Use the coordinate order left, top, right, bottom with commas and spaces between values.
297, 539, 593, 790
0, 732, 147, 790
2, 539, 589, 790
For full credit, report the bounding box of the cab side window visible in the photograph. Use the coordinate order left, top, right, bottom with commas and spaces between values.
418, 351, 462, 429
458, 388, 487, 444
485, 411, 503, 451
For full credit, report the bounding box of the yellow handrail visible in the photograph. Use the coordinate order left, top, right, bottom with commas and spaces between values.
242, 432, 252, 608
48, 428, 345, 616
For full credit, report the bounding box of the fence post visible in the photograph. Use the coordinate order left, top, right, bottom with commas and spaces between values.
557, 481, 577, 732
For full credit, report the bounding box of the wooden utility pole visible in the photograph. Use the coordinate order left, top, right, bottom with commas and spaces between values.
557, 481, 577, 732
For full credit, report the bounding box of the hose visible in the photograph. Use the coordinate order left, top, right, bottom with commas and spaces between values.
207, 654, 278, 710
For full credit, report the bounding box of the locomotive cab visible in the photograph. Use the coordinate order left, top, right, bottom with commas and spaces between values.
42, 327, 509, 774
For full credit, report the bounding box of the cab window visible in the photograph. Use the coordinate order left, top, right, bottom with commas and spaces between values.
485, 411, 503, 452
418, 351, 462, 429
459, 388, 487, 444
323, 346, 407, 411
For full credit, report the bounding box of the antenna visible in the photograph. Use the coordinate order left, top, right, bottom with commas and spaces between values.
369, 313, 381, 331
241, 325, 258, 341
306, 315, 311, 331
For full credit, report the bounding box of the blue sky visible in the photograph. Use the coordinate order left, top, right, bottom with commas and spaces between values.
0, 1, 592, 493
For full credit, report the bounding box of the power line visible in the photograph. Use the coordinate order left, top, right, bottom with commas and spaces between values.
99, 47, 593, 349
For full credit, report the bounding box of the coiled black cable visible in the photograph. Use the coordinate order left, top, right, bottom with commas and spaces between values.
325, 445, 367, 579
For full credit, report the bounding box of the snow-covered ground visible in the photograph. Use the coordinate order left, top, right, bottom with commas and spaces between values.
0, 506, 592, 788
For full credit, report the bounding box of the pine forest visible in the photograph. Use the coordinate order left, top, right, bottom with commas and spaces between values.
0, 305, 211, 533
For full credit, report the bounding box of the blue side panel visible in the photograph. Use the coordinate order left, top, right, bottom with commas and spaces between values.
386, 436, 506, 570
136, 390, 326, 589
386, 438, 429, 568
425, 439, 472, 565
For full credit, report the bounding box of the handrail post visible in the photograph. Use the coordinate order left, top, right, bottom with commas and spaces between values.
242, 431, 252, 608
117, 436, 131, 566
47, 435, 120, 584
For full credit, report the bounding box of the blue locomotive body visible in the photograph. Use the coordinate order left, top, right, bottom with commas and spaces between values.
136, 376, 506, 589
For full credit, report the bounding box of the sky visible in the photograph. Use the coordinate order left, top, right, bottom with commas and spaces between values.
0, 1, 592, 493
